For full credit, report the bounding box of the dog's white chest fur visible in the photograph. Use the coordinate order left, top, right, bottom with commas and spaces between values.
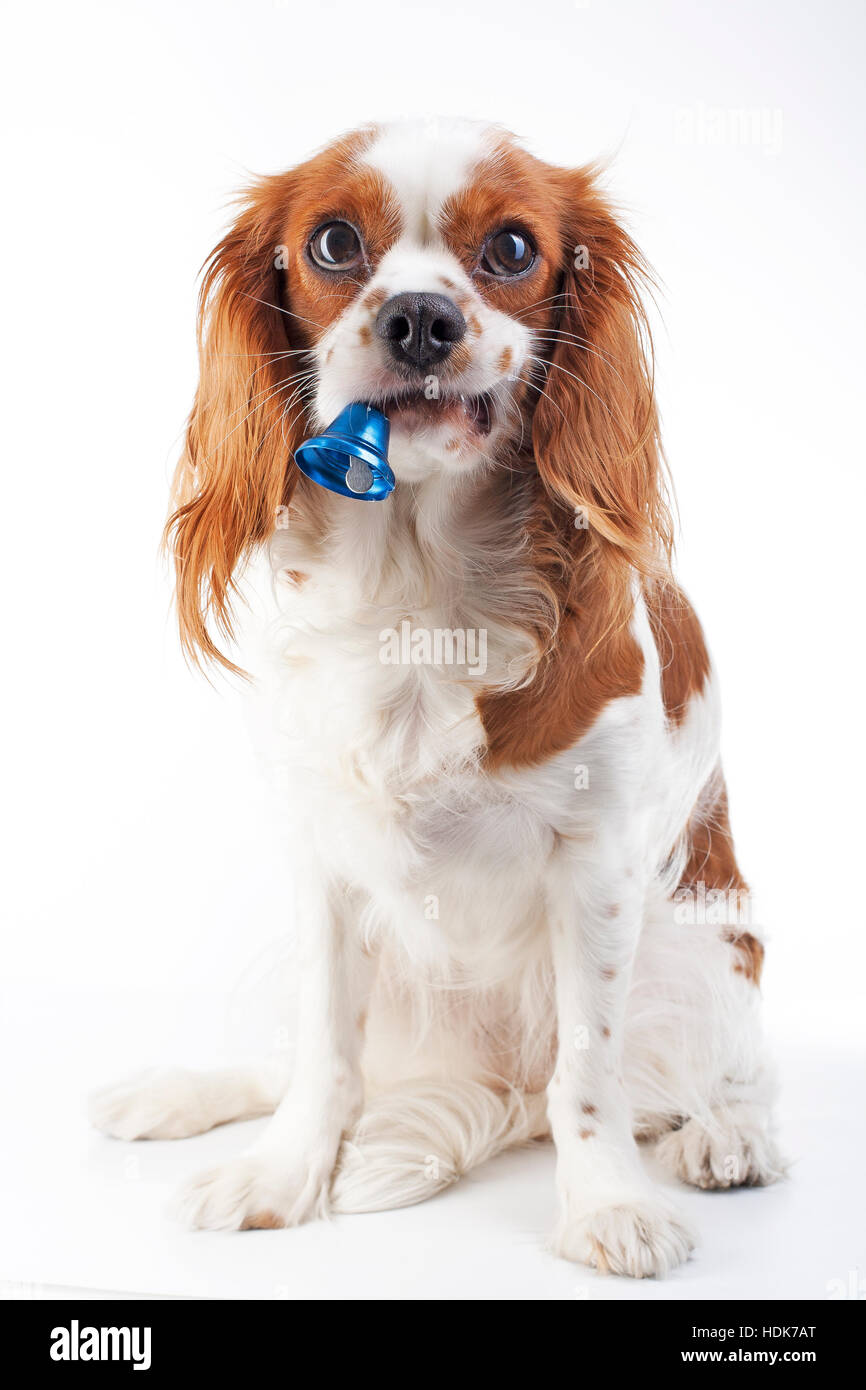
266, 489, 588, 970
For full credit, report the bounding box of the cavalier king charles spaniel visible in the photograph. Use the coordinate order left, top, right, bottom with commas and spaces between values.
90, 118, 783, 1277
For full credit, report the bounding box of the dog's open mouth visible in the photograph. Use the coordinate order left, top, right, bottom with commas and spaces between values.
375, 389, 494, 437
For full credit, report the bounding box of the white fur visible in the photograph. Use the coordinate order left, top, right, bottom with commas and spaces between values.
363, 118, 492, 241
91, 120, 781, 1277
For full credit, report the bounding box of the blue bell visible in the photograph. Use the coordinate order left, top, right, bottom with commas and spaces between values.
294, 402, 394, 500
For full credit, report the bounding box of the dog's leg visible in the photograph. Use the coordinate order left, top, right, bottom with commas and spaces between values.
89, 1063, 287, 1140
175, 866, 373, 1230
625, 789, 785, 1190
546, 833, 694, 1277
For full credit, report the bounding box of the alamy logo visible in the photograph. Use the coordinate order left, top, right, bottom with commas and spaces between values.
673, 880, 751, 926
50, 1320, 152, 1371
674, 103, 783, 156
379, 621, 488, 676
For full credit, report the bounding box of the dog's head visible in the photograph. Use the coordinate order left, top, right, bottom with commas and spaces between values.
168, 119, 669, 670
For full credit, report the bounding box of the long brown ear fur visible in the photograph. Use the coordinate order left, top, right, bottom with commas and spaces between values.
532, 166, 674, 592
164, 175, 302, 675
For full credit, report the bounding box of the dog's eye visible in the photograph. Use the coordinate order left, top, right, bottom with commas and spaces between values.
481, 229, 536, 277
309, 221, 364, 270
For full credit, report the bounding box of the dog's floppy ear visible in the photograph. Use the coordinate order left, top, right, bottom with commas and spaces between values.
532, 167, 673, 579
165, 173, 303, 674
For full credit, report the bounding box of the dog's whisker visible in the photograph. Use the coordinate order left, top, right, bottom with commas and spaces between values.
238, 291, 324, 331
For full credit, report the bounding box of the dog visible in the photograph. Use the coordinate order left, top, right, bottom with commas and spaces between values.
90, 118, 782, 1277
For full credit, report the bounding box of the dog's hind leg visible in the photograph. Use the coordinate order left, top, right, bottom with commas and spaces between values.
88, 1061, 289, 1140
626, 774, 785, 1190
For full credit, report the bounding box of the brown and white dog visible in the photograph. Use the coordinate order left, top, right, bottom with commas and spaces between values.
90, 119, 782, 1277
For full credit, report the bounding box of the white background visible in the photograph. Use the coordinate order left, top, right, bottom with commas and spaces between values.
2, 0, 864, 1300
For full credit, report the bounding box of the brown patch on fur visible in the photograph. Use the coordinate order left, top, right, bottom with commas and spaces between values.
440, 144, 564, 330
601, 1025, 611, 1039
278, 133, 402, 339
497, 345, 513, 373
241, 1211, 284, 1230
477, 531, 646, 769
601, 965, 617, 980
726, 931, 765, 985
581, 1102, 598, 1116
679, 770, 762, 986
645, 581, 711, 725
358, 322, 372, 346
284, 569, 308, 586
681, 773, 748, 894
579, 1128, 595, 1140
467, 314, 482, 337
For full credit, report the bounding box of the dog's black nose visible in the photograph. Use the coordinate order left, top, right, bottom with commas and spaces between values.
376, 292, 466, 372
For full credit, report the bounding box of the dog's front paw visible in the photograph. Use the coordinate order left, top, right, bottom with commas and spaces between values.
172, 1153, 331, 1231
553, 1197, 695, 1278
